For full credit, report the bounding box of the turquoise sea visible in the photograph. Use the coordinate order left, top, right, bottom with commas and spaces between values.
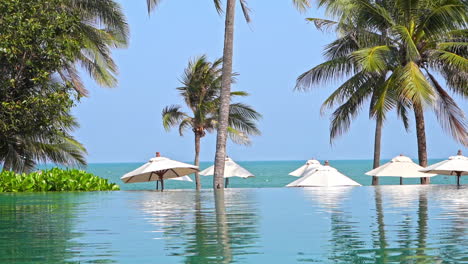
47, 159, 465, 190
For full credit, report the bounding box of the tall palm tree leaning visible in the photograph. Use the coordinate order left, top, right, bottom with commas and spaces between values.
147, 0, 312, 189
297, 0, 468, 184
162, 55, 261, 190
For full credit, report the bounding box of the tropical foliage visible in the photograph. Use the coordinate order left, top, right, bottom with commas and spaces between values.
0, 0, 128, 172
296, 0, 468, 183
0, 168, 120, 192
162, 55, 261, 189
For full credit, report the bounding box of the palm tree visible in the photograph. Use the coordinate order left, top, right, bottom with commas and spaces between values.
298, 3, 409, 185
0, 81, 86, 173
162, 56, 261, 189
146, 0, 311, 189
61, 0, 129, 96
297, 0, 468, 184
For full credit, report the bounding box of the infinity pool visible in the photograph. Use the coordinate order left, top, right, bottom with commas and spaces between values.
0, 186, 466, 263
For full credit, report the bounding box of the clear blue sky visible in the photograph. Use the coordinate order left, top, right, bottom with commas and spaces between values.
73, 0, 467, 163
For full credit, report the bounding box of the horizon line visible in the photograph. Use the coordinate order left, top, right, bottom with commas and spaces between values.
68, 157, 446, 165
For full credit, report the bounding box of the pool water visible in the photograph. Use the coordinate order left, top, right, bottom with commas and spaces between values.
0, 185, 466, 263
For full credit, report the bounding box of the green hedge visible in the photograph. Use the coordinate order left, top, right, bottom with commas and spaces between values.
0, 168, 120, 192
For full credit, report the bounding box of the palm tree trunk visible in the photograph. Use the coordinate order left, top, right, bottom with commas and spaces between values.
372, 117, 383, 185
414, 104, 429, 184
194, 132, 202, 190
213, 0, 236, 189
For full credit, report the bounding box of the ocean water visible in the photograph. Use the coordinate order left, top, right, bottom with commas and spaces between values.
0, 186, 466, 263
43, 159, 465, 190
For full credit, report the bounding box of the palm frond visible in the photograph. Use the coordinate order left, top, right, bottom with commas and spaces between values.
213, 0, 223, 14
296, 56, 356, 91
393, 25, 421, 61
417, 2, 467, 38
146, 0, 162, 13
230, 91, 249, 97
239, 0, 252, 23
321, 71, 376, 114
369, 76, 396, 121
351, 45, 391, 73
396, 99, 412, 131
292, 0, 312, 12
427, 71, 468, 146
431, 49, 468, 73
227, 127, 251, 145
329, 84, 373, 142
306, 18, 338, 32
161, 105, 188, 131
179, 118, 194, 136
229, 103, 262, 122
394, 62, 435, 105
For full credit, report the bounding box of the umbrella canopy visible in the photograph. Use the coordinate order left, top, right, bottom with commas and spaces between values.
286, 162, 361, 187
289, 159, 322, 177
420, 150, 468, 185
200, 157, 254, 178
421, 151, 468, 175
366, 155, 437, 178
121, 153, 198, 185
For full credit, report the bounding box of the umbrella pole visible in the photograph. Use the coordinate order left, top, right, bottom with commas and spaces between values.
225, 178, 229, 188
457, 172, 461, 186
400, 177, 403, 185
156, 180, 159, 190
161, 179, 164, 191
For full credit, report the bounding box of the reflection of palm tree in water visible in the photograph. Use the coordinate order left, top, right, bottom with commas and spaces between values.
214, 190, 232, 264
183, 190, 259, 264
416, 191, 428, 261
437, 188, 468, 262
327, 208, 368, 263
392, 189, 440, 263
373, 187, 388, 263
304, 188, 367, 263
182, 191, 232, 264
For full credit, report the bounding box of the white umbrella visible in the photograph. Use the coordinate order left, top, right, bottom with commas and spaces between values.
286, 162, 361, 187
420, 150, 468, 186
365, 155, 437, 185
121, 152, 198, 190
289, 159, 322, 177
199, 157, 254, 187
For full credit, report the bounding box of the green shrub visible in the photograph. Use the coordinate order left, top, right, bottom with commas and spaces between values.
0, 168, 120, 192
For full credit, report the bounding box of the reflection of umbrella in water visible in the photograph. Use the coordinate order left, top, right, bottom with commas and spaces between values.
170, 175, 193, 182
366, 155, 436, 185
300, 186, 354, 210
120, 152, 199, 191
289, 159, 322, 177
286, 161, 361, 187
200, 157, 254, 188
420, 150, 468, 186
